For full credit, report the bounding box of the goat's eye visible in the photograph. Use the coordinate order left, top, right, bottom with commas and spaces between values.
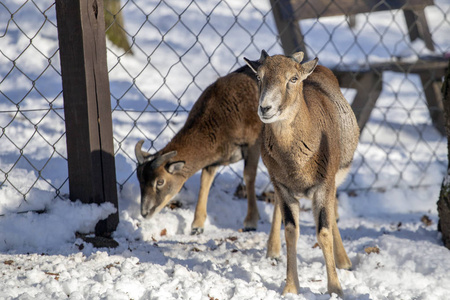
290, 76, 298, 83
156, 179, 165, 187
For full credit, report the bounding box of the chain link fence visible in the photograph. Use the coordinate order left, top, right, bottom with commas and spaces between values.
0, 1, 67, 213
1, 0, 449, 214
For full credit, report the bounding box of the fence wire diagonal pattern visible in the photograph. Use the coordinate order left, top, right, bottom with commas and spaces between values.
1, 1, 67, 214
0, 0, 449, 215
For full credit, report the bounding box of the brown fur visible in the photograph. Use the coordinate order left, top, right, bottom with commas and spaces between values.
135, 66, 262, 234
245, 51, 359, 297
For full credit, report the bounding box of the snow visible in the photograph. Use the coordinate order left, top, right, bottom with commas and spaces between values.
1, 0, 450, 299
1, 193, 450, 300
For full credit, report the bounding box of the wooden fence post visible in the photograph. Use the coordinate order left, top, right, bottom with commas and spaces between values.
55, 0, 119, 237
438, 59, 450, 250
269, 0, 308, 59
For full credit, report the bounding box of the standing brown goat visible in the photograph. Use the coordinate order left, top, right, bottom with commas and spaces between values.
135, 66, 262, 235
244, 50, 359, 297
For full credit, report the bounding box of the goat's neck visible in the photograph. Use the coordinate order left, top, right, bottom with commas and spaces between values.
163, 134, 218, 177
270, 93, 312, 147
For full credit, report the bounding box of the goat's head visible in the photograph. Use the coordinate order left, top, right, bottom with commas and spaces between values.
135, 140, 186, 218
244, 50, 318, 123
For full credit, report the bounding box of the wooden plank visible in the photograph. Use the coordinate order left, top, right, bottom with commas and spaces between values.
288, 0, 434, 20
55, 0, 119, 236
270, 0, 309, 58
420, 72, 445, 134
335, 71, 383, 132
403, 9, 435, 51
370, 57, 448, 74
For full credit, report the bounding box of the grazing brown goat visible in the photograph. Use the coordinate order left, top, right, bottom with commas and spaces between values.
135, 66, 262, 235
244, 50, 359, 297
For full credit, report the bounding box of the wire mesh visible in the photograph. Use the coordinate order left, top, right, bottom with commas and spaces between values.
0, 0, 449, 214
106, 0, 449, 196
0, 1, 67, 213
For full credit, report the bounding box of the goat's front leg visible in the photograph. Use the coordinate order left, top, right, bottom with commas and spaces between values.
191, 165, 219, 235
281, 197, 301, 295
313, 184, 343, 297
242, 141, 261, 231
267, 193, 282, 258
271, 184, 301, 295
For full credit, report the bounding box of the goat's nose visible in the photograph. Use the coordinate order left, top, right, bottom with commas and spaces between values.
260, 105, 272, 114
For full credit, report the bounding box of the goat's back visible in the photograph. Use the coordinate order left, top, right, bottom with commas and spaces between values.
170, 66, 261, 153
304, 66, 360, 170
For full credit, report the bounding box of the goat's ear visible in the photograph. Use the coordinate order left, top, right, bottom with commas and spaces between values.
166, 161, 185, 174
301, 57, 318, 77
243, 57, 260, 74
291, 51, 305, 63
259, 49, 269, 61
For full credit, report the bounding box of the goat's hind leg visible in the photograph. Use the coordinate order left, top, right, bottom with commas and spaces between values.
191, 165, 219, 235
333, 213, 352, 270
314, 185, 345, 297
242, 141, 261, 231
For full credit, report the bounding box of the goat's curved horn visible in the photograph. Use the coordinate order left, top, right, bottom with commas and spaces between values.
152, 151, 178, 168
244, 50, 269, 74
291, 51, 305, 63
135, 140, 153, 165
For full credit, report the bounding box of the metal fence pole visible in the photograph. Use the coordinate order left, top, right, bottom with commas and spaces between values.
55, 0, 118, 236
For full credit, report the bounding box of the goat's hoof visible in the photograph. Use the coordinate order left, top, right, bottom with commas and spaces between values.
282, 283, 300, 295
268, 256, 281, 264
330, 291, 344, 299
337, 261, 352, 270
328, 285, 344, 299
190, 228, 204, 235
336, 255, 352, 270
241, 227, 256, 232
266, 245, 281, 260
266, 250, 281, 261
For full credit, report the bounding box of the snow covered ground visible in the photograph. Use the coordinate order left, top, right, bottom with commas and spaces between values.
1, 187, 449, 300
1, 0, 450, 299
